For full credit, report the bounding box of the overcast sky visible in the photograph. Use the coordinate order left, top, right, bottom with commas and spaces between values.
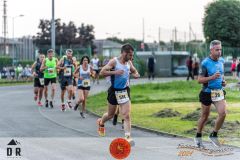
6, 0, 213, 42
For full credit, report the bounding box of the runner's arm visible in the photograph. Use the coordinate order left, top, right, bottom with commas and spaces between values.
31, 62, 36, 73
57, 59, 65, 70
99, 59, 120, 77
40, 59, 47, 72
129, 61, 140, 79
90, 66, 96, 78
31, 62, 37, 76
198, 66, 220, 84
73, 66, 80, 77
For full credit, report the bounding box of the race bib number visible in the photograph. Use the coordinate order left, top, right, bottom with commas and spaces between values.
82, 79, 90, 87
64, 67, 72, 76
39, 78, 44, 85
48, 68, 54, 75
211, 89, 224, 102
115, 90, 129, 104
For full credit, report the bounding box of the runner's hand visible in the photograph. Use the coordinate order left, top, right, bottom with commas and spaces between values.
79, 76, 84, 80
33, 72, 38, 77
211, 72, 221, 80
132, 73, 140, 79
115, 70, 124, 75
222, 80, 227, 87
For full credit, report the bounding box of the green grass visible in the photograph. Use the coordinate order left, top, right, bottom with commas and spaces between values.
87, 81, 240, 146
0, 79, 32, 86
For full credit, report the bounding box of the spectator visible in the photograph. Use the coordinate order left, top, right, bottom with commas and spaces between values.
9, 66, 15, 80
16, 64, 23, 80
237, 59, 240, 83
147, 53, 156, 80
193, 57, 200, 80
186, 56, 194, 80
1, 67, 7, 79
231, 58, 237, 79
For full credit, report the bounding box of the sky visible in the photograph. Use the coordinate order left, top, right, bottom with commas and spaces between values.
5, 0, 213, 42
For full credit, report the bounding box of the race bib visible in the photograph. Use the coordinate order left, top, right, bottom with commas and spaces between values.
82, 79, 90, 87
211, 89, 224, 102
48, 68, 54, 75
115, 90, 129, 104
64, 67, 72, 76
39, 78, 44, 85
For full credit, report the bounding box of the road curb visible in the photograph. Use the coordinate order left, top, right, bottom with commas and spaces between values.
86, 110, 188, 139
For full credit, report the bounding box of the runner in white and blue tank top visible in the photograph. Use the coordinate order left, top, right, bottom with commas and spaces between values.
110, 57, 130, 90
96, 44, 140, 146
74, 56, 94, 118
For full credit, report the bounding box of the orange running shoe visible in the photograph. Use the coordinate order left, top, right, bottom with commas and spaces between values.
97, 118, 105, 137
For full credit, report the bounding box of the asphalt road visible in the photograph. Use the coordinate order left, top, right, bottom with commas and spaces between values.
0, 78, 239, 160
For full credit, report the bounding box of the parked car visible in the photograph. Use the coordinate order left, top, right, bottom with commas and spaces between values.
173, 65, 188, 76
224, 61, 232, 75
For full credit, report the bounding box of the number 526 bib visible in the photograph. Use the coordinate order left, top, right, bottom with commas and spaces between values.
211, 89, 224, 102
115, 90, 129, 104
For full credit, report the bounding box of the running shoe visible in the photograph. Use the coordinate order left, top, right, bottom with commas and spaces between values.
97, 118, 105, 137
45, 100, 49, 108
194, 137, 205, 148
209, 135, 221, 147
50, 101, 54, 108
61, 104, 66, 112
80, 112, 86, 118
37, 101, 43, 107
125, 135, 135, 146
67, 101, 72, 109
34, 95, 37, 101
74, 104, 79, 111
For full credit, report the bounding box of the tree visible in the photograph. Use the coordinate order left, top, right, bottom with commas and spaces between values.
77, 23, 95, 47
34, 19, 95, 50
203, 0, 240, 47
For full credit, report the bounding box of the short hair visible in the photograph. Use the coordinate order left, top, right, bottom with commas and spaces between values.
66, 49, 73, 54
121, 43, 134, 53
47, 49, 54, 54
210, 40, 221, 50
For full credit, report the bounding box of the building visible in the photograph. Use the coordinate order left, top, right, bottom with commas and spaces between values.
93, 39, 122, 57
136, 51, 190, 76
0, 36, 35, 62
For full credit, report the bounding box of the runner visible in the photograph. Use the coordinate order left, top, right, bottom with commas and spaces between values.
72, 56, 78, 100
74, 56, 95, 118
91, 54, 100, 84
96, 44, 140, 145
194, 40, 227, 148
40, 49, 58, 108
58, 49, 74, 111
31, 53, 45, 106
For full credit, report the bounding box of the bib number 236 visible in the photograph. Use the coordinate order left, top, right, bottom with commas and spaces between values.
115, 90, 129, 104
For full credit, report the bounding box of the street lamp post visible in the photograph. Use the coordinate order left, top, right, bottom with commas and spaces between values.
51, 0, 55, 50
12, 14, 24, 66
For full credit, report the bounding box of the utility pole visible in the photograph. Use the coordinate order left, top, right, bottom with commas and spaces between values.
174, 27, 177, 42
3, 0, 8, 55
184, 31, 187, 51
158, 27, 161, 51
189, 23, 191, 42
142, 18, 145, 43
51, 0, 55, 50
